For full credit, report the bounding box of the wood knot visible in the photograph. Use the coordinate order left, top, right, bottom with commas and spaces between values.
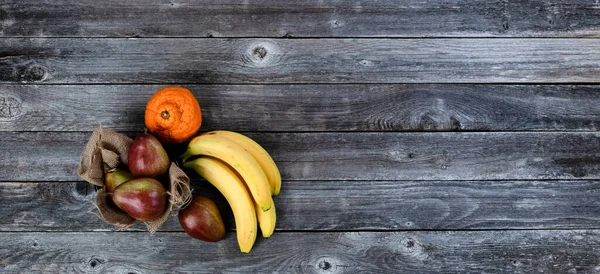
397, 237, 431, 261
74, 182, 94, 198
253, 47, 268, 60
415, 113, 462, 131
318, 260, 331, 270
242, 41, 281, 68
0, 94, 23, 120
314, 256, 342, 273
19, 64, 48, 82
88, 257, 105, 269
359, 60, 374, 67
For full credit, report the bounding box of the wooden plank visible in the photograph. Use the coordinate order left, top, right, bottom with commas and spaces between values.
1, 38, 600, 84
1, 84, 599, 132
2, 1, 600, 38
1, 180, 599, 232
1, 230, 599, 273
1, 132, 598, 182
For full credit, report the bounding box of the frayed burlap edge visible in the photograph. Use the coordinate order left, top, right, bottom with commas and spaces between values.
78, 127, 132, 186
144, 162, 192, 233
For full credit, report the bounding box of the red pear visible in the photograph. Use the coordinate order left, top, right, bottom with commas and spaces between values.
128, 131, 170, 178
104, 169, 133, 193
112, 178, 167, 222
179, 196, 225, 242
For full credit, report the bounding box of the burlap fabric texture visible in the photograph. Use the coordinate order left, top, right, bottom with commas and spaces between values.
78, 127, 191, 232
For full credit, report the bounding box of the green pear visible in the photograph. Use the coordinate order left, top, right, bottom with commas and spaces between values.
104, 169, 133, 193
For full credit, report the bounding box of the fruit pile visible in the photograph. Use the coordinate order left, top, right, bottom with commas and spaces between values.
86, 86, 281, 254
105, 131, 170, 222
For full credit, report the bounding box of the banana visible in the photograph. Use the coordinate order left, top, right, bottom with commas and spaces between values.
210, 130, 282, 196
255, 199, 276, 238
181, 133, 272, 211
183, 157, 257, 253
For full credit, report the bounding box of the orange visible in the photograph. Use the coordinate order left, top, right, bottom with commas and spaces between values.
145, 86, 202, 144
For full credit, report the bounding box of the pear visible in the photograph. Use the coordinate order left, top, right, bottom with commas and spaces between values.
104, 169, 133, 193
128, 131, 170, 178
112, 178, 167, 222
178, 196, 225, 242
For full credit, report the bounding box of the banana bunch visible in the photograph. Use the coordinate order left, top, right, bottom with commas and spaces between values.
181, 130, 281, 253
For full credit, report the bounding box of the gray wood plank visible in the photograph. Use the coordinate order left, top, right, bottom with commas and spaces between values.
2, 1, 600, 38
1, 132, 598, 181
1, 180, 599, 232
1, 38, 599, 84
1, 84, 599, 132
1, 230, 599, 273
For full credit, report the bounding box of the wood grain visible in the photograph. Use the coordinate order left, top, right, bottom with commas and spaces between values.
1, 0, 599, 38
1, 38, 599, 84
1, 132, 598, 182
1, 180, 599, 232
1, 84, 599, 132
1, 230, 599, 273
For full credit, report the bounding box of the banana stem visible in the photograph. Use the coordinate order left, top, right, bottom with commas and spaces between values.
180, 150, 193, 162
182, 160, 194, 169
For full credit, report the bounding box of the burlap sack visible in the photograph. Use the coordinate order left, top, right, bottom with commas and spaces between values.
78, 127, 191, 232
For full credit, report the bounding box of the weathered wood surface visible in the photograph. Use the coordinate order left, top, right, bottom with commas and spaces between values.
1, 84, 599, 132
2, 0, 600, 38
1, 230, 599, 273
1, 0, 599, 271
1, 180, 599, 232
1, 132, 598, 182
2, 38, 600, 84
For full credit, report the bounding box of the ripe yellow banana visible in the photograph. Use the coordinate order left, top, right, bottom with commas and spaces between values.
210, 130, 282, 196
183, 157, 257, 253
255, 199, 276, 238
181, 133, 272, 211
